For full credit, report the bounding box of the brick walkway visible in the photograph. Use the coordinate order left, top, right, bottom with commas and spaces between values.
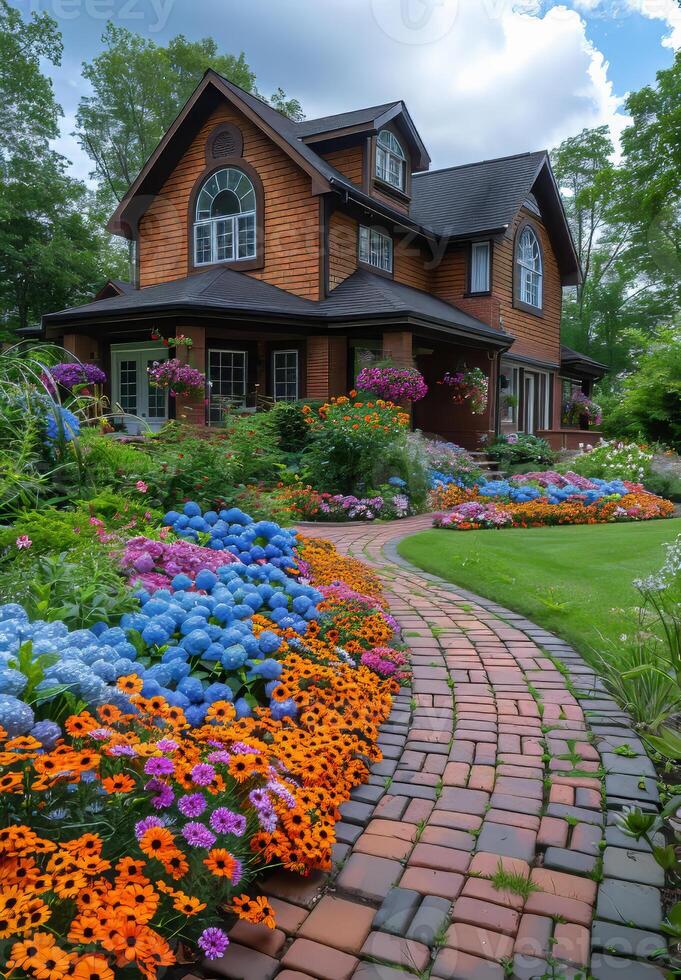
205, 517, 665, 980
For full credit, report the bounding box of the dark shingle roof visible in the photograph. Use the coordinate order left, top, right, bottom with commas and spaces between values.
296, 103, 399, 137
43, 267, 510, 348
321, 270, 510, 345
561, 345, 608, 374
410, 151, 547, 237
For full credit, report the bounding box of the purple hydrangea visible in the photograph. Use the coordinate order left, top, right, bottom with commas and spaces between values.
190, 762, 216, 786
178, 792, 207, 818
144, 756, 175, 777
209, 808, 247, 836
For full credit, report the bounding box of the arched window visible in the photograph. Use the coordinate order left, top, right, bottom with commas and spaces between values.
193, 168, 256, 266
516, 225, 543, 309
375, 129, 406, 190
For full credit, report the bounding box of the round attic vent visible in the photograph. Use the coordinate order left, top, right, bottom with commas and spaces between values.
207, 123, 243, 162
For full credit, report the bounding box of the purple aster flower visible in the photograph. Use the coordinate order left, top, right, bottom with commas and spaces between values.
178, 792, 207, 818
190, 762, 216, 786
230, 742, 254, 755
257, 809, 278, 832
89, 727, 114, 740
198, 927, 229, 959
109, 744, 137, 757
267, 779, 297, 809
151, 784, 175, 810
206, 750, 232, 765
134, 816, 165, 840
155, 738, 178, 752
249, 788, 270, 809
144, 756, 175, 777
181, 821, 216, 848
209, 807, 247, 836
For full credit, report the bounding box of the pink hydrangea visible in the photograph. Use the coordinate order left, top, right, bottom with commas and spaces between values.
121, 536, 236, 590
356, 367, 428, 402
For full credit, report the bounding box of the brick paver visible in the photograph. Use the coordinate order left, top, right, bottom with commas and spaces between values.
199, 516, 664, 980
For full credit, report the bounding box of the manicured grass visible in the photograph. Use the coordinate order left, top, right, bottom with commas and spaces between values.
398, 519, 681, 656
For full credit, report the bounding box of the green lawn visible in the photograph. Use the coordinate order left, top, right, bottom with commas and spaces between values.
398, 519, 681, 657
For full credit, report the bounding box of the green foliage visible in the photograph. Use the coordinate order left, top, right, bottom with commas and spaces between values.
0, 544, 137, 629
268, 402, 312, 454
487, 434, 555, 467
598, 326, 681, 450
570, 441, 653, 482
76, 25, 301, 213
644, 473, 681, 503
302, 399, 411, 496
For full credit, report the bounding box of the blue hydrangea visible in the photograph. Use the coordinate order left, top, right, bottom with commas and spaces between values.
31, 720, 62, 748
0, 695, 35, 737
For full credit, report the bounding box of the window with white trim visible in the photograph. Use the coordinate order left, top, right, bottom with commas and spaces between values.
273, 350, 299, 402
358, 225, 393, 273
194, 168, 256, 266
208, 349, 247, 423
516, 226, 543, 308
470, 241, 490, 293
375, 130, 406, 190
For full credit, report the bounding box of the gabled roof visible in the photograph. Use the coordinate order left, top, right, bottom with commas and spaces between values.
296, 102, 399, 137
107, 73, 433, 241
411, 152, 581, 285
296, 100, 431, 171
94, 279, 135, 301
42, 267, 510, 349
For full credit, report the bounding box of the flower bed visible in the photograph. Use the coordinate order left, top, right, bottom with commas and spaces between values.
0, 503, 406, 975
433, 487, 674, 530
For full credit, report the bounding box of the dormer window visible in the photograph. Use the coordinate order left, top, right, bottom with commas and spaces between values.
194, 167, 256, 266
359, 225, 393, 273
516, 225, 543, 309
375, 130, 406, 191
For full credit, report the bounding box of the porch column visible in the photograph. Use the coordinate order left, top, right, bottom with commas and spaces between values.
382, 329, 413, 367
63, 333, 102, 369
174, 325, 206, 427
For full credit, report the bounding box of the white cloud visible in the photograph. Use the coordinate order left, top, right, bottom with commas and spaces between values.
52, 0, 631, 174
625, 0, 681, 48
210, 0, 628, 166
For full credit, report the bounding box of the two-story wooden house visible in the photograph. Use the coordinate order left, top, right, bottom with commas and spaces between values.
43, 70, 604, 447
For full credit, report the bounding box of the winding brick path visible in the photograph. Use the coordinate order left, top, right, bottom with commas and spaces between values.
206, 517, 666, 980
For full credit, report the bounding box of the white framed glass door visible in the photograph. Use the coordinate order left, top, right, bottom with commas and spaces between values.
111, 343, 169, 433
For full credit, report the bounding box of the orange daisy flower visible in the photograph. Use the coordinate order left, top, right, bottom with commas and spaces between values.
101, 774, 135, 794
71, 953, 115, 980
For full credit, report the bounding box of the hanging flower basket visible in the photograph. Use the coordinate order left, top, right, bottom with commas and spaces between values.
147, 359, 205, 398
355, 366, 428, 402
439, 368, 489, 414
44, 362, 107, 395
562, 391, 602, 428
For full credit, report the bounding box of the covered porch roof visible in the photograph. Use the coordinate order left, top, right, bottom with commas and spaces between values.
43, 268, 513, 351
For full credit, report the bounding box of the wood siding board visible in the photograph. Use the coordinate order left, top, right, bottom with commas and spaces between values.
139, 103, 321, 299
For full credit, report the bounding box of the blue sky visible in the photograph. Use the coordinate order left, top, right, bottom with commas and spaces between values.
22, 0, 676, 179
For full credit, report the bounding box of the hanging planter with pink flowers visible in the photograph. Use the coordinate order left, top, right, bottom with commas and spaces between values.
439, 367, 489, 415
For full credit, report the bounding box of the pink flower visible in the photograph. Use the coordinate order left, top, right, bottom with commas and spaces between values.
15, 536, 32, 550
136, 481, 148, 493
89, 517, 104, 527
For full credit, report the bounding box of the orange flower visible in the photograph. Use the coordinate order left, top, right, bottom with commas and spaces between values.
6, 933, 59, 972
71, 953, 115, 980
171, 892, 206, 916
138, 826, 176, 861
117, 674, 143, 695
203, 848, 241, 880
232, 894, 276, 928
65, 711, 99, 736
101, 774, 135, 794
53, 869, 88, 899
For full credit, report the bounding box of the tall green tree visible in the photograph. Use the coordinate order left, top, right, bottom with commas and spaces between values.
0, 4, 125, 335
0, 0, 62, 161
76, 26, 303, 211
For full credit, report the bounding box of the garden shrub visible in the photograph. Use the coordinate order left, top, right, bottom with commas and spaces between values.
487, 433, 555, 467
411, 433, 484, 488
644, 472, 681, 502
570, 441, 653, 482
0, 542, 138, 629
268, 401, 312, 453
301, 396, 411, 495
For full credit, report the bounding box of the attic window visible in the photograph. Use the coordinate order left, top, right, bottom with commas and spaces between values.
516, 225, 543, 309
376, 130, 405, 191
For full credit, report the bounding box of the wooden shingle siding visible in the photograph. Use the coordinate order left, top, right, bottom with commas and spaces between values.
394, 239, 432, 291
494, 209, 561, 363
139, 103, 321, 299
320, 145, 364, 186
328, 211, 358, 290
